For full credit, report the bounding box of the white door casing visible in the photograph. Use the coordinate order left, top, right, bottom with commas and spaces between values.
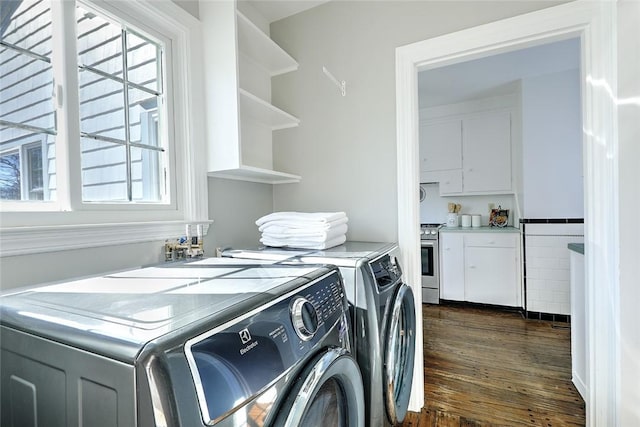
396, 1, 618, 424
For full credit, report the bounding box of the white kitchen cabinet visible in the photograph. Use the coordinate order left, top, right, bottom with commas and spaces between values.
420, 119, 462, 172
201, 2, 301, 184
440, 233, 465, 300
419, 110, 512, 195
439, 231, 522, 307
462, 111, 512, 193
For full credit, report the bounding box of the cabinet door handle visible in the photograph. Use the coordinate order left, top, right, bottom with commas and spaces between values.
468, 265, 476, 269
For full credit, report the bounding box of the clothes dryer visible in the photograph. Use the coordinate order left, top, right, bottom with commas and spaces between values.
0, 258, 365, 427
224, 242, 417, 426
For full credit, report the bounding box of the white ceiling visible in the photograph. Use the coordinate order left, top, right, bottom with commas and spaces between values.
419, 37, 581, 108
245, 0, 330, 23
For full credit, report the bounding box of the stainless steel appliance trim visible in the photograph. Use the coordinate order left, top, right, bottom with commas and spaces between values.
183, 270, 341, 425
291, 296, 319, 341
383, 284, 416, 424
281, 347, 365, 427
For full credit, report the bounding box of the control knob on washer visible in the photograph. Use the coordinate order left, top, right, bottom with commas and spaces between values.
291, 297, 319, 341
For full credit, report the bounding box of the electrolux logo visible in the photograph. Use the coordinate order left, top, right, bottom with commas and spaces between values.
239, 328, 251, 344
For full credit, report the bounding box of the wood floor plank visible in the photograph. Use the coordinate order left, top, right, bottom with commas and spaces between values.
400, 304, 585, 427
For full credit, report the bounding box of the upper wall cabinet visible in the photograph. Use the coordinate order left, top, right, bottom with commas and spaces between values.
419, 119, 462, 172
420, 109, 513, 195
200, 1, 300, 184
462, 111, 512, 193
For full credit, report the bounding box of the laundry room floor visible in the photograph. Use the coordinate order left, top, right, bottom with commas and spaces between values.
402, 304, 586, 427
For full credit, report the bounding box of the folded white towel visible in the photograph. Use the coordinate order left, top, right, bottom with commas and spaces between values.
256, 212, 347, 227
260, 234, 347, 250
261, 223, 348, 241
258, 217, 348, 232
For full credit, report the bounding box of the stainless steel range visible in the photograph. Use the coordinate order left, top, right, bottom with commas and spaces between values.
420, 223, 442, 303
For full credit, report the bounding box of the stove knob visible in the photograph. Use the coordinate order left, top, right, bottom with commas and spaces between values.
431, 230, 437, 235
291, 297, 318, 341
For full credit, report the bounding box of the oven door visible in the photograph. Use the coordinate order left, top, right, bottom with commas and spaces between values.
421, 240, 440, 303
420, 241, 437, 284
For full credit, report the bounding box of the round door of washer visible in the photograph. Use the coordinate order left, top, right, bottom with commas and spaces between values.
383, 284, 416, 425
277, 348, 365, 427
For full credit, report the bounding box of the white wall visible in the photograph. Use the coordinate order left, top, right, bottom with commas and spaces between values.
172, 0, 199, 18
0, 241, 165, 290
270, 1, 563, 242
420, 183, 517, 227
205, 177, 273, 250
522, 68, 583, 218
617, 0, 640, 424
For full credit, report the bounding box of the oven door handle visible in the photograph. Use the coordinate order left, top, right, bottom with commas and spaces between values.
420, 241, 436, 248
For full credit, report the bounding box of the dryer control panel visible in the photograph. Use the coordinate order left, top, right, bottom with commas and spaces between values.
184, 270, 347, 425
369, 254, 403, 288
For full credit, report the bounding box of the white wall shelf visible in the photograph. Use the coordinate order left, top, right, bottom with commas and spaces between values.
208, 165, 301, 184
236, 11, 298, 76
201, 2, 300, 184
239, 89, 300, 130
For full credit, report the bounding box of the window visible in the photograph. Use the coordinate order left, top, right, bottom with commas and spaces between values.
0, 0, 208, 254
76, 5, 166, 202
1, 0, 167, 203
0, 0, 56, 202
0, 150, 21, 200
0, 141, 45, 201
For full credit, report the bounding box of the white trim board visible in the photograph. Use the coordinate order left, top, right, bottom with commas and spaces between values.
396, 2, 619, 424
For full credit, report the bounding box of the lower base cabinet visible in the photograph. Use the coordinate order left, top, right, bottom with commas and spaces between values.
440, 231, 522, 307
569, 247, 588, 403
440, 234, 464, 300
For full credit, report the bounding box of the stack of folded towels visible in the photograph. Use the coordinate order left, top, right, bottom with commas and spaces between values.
256, 212, 348, 250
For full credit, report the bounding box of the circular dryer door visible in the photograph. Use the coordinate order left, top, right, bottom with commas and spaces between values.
277, 348, 365, 427
383, 283, 416, 424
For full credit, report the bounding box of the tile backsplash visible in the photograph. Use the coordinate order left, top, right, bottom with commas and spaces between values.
523, 222, 584, 315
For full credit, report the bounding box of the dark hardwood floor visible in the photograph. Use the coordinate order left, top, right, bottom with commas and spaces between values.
402, 304, 585, 427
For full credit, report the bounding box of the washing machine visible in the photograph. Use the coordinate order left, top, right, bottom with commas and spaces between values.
223, 242, 417, 426
0, 258, 365, 427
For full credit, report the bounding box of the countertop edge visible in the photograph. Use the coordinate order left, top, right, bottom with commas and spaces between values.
439, 226, 520, 234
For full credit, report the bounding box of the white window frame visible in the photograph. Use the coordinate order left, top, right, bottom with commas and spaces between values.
0, 0, 209, 256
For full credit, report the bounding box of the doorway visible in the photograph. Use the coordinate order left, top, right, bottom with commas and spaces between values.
396, 2, 618, 426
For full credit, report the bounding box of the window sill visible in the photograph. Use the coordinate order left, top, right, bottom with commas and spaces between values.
0, 220, 212, 257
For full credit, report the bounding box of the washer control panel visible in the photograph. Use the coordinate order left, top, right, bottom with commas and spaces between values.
301, 278, 344, 325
